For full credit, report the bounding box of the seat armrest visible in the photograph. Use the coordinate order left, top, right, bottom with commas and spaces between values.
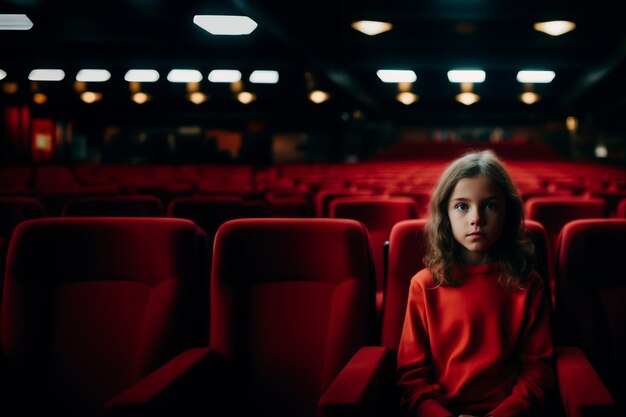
106, 347, 214, 415
556, 346, 615, 417
318, 346, 389, 417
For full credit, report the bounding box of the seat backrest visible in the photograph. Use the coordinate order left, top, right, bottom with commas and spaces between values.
314, 189, 375, 217
523, 219, 554, 308
616, 197, 626, 218
62, 195, 165, 217
210, 218, 375, 417
555, 219, 626, 402
381, 219, 428, 352
329, 196, 419, 317
525, 196, 608, 255
266, 195, 313, 217
0, 217, 208, 415
382, 218, 553, 352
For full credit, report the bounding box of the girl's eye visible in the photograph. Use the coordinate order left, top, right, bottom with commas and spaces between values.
455, 203, 469, 212
485, 202, 498, 210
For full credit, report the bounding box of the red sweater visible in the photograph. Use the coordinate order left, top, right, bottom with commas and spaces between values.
396, 263, 555, 417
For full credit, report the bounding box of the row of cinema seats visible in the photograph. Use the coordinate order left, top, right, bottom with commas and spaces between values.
0, 216, 622, 416
1, 193, 624, 325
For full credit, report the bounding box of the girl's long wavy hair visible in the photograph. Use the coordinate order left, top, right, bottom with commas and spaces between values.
424, 149, 535, 288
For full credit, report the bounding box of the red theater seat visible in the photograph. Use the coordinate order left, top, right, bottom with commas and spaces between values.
525, 196, 608, 256
329, 196, 419, 321
555, 219, 626, 413
108, 218, 385, 417
380, 219, 614, 417
0, 217, 208, 416
314, 189, 375, 217
0, 196, 48, 300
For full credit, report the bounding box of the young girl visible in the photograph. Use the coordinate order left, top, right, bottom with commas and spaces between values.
396, 150, 555, 417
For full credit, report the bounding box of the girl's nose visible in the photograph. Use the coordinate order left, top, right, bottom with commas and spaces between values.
470, 208, 484, 225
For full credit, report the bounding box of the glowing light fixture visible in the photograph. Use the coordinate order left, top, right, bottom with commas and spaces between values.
351, 20, 392, 36
188, 91, 208, 105
376, 70, 417, 83
456, 91, 480, 106
519, 91, 540, 105
2, 82, 18, 94
76, 69, 111, 82
309, 90, 330, 104
167, 69, 202, 83
28, 69, 65, 81
534, 20, 575, 36
595, 144, 608, 158
80, 91, 103, 104
0, 69, 5, 80
193, 15, 257, 35
397, 92, 419, 105
0, 14, 33, 30
249, 70, 279, 84
516, 70, 555, 83
237, 91, 256, 104
447, 70, 486, 83
454, 82, 480, 105
125, 69, 159, 82
132, 92, 151, 104
208, 70, 242, 83
33, 92, 47, 104
566, 116, 578, 133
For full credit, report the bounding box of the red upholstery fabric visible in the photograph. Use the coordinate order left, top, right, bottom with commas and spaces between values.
0, 196, 47, 304
617, 197, 626, 218
523, 219, 554, 308
329, 196, 419, 319
314, 189, 375, 217
525, 196, 608, 256
0, 217, 208, 415
62, 195, 164, 217
208, 218, 376, 417
555, 219, 626, 410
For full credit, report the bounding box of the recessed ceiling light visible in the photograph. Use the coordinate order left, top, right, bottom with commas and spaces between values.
517, 70, 555, 83
351, 20, 393, 36
0, 14, 33, 30
193, 15, 257, 35
520, 91, 540, 105
534, 20, 575, 36
125, 70, 160, 82
309, 90, 330, 104
167, 69, 202, 83
397, 92, 419, 105
376, 70, 417, 83
447, 70, 486, 83
455, 92, 480, 105
208, 70, 241, 83
76, 69, 111, 82
237, 91, 256, 104
188, 91, 208, 105
249, 70, 279, 84
132, 92, 151, 104
80, 91, 103, 104
28, 69, 65, 81
0, 69, 7, 81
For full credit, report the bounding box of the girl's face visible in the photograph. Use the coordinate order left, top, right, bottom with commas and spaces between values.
447, 175, 506, 264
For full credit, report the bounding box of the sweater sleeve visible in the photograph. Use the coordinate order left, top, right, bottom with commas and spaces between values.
488, 273, 556, 417
396, 273, 454, 417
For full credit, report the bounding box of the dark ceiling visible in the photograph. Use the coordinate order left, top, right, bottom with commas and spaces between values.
2, 0, 626, 129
